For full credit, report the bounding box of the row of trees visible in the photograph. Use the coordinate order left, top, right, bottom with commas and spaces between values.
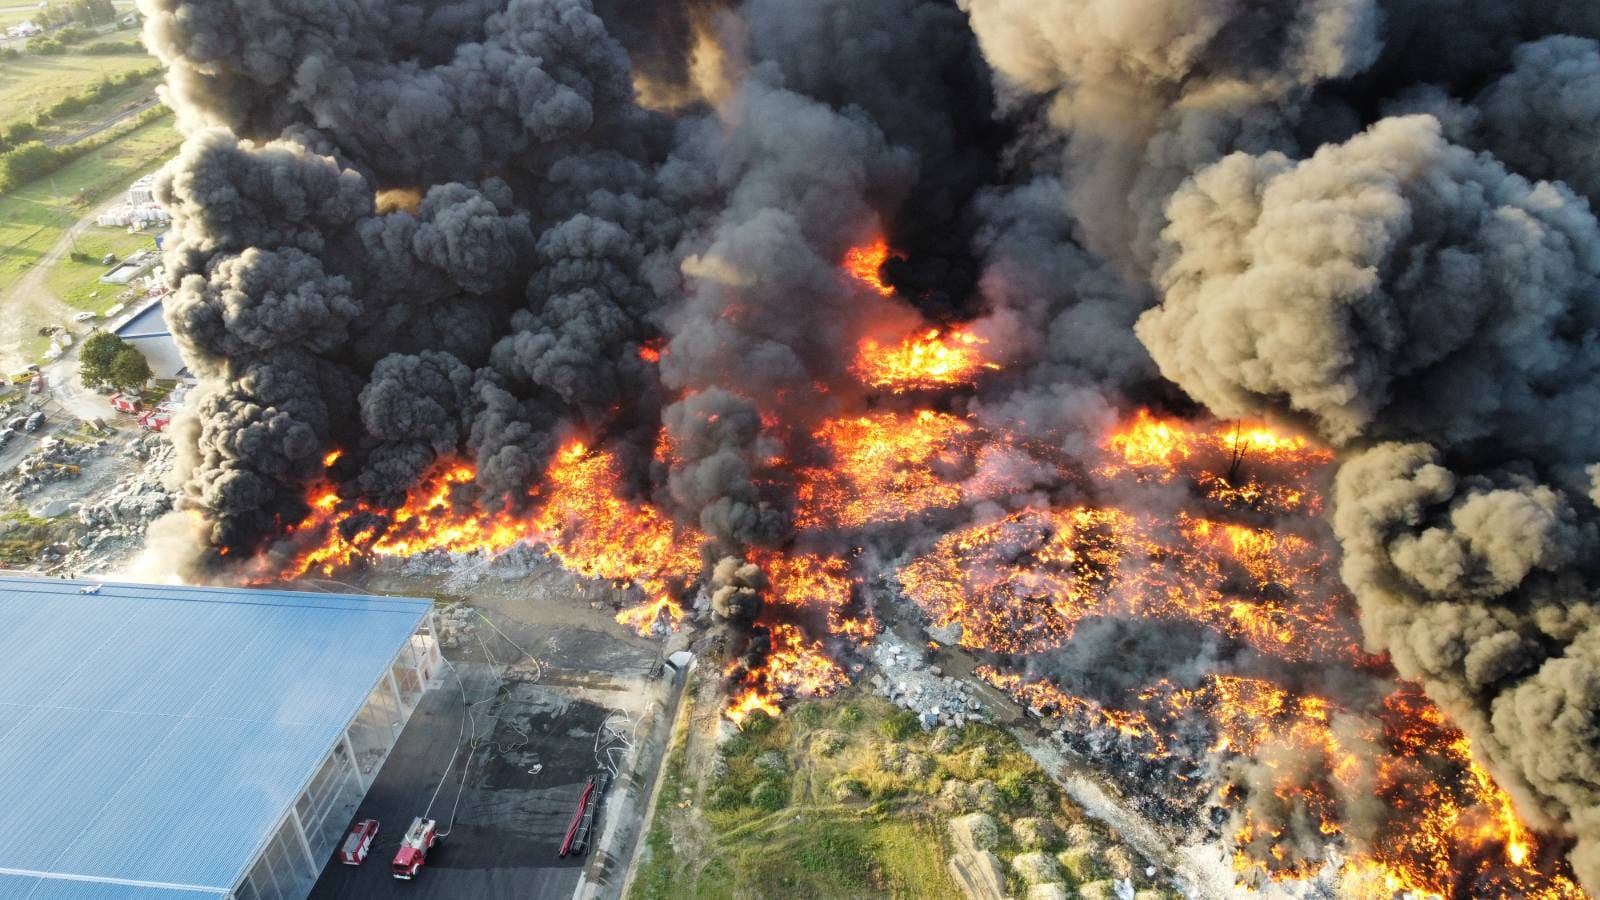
32, 0, 119, 28
80, 332, 150, 390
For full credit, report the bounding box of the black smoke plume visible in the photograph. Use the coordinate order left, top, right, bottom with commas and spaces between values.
139, 0, 1600, 889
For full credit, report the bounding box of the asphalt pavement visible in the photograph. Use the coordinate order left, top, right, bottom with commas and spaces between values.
308, 659, 610, 900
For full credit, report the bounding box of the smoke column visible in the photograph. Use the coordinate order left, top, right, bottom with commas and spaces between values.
137, 0, 1600, 888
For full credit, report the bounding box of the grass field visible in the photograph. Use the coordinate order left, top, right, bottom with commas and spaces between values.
0, 111, 178, 291
0, 2, 138, 32
42, 226, 158, 312
0, 49, 154, 123
27, 69, 161, 146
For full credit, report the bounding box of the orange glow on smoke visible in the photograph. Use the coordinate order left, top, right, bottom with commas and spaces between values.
844, 237, 895, 296
853, 327, 999, 393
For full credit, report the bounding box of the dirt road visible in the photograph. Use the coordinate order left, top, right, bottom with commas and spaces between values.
0, 194, 128, 372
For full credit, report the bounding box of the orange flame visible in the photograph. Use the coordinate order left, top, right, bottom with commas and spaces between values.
844, 237, 895, 296
794, 409, 974, 530
853, 327, 999, 393
724, 622, 848, 725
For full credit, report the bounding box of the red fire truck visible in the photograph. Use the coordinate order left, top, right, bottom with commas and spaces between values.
339, 819, 378, 866
392, 817, 439, 880
110, 393, 140, 414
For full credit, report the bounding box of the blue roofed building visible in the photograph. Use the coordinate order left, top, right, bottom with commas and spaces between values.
111, 299, 191, 384
0, 577, 441, 899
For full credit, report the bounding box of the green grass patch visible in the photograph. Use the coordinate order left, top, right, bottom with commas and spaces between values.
0, 111, 177, 290
42, 227, 158, 311
0, 508, 66, 566
0, 49, 153, 124
628, 690, 693, 900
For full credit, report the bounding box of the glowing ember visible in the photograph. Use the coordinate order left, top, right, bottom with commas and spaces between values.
795, 409, 974, 530
754, 549, 877, 642
277, 461, 531, 579
853, 327, 999, 393
844, 236, 896, 296
270, 400, 1575, 893
724, 622, 848, 725
898, 506, 1360, 661
1101, 410, 1332, 514
615, 595, 685, 636
979, 667, 1582, 898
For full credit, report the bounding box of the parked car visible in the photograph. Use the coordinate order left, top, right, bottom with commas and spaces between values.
7, 417, 26, 431
23, 412, 45, 434
72, 311, 96, 322
100, 253, 117, 266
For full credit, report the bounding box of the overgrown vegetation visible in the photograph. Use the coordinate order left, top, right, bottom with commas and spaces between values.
0, 510, 63, 567
0, 65, 161, 154
0, 98, 165, 193
628, 685, 1181, 900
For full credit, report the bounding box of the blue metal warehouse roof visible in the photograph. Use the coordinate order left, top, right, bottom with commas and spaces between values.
0, 577, 432, 899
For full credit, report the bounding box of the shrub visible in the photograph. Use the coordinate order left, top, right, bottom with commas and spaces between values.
749, 778, 788, 812
46, 94, 85, 118
739, 710, 778, 736
28, 38, 66, 55
0, 48, 19, 61
720, 733, 749, 758
54, 26, 87, 44
3, 122, 39, 146
708, 785, 744, 811
85, 40, 140, 55
0, 142, 66, 192
879, 709, 920, 742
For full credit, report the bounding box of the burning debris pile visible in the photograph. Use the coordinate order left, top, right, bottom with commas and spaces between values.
134, 0, 1600, 894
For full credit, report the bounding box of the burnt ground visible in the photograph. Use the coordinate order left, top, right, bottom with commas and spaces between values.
307, 555, 683, 900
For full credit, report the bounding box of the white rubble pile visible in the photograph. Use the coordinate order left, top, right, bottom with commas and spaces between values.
869, 631, 986, 729
4, 438, 100, 499
63, 436, 176, 572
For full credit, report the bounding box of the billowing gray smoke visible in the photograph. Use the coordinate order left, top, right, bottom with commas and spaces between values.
140, 0, 1600, 888
957, 0, 1600, 888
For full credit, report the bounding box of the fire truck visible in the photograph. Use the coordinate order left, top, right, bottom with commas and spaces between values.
391, 817, 439, 880
109, 393, 140, 414
338, 819, 378, 866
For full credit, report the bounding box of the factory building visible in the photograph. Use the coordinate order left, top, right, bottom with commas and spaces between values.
0, 576, 440, 899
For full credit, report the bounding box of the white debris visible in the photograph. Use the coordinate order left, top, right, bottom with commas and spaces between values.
870, 632, 983, 729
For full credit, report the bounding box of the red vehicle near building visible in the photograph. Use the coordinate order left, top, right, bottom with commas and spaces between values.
110, 393, 140, 414
339, 819, 378, 866
391, 817, 438, 880
138, 408, 172, 432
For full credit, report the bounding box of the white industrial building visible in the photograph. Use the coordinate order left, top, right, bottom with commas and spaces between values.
0, 576, 440, 899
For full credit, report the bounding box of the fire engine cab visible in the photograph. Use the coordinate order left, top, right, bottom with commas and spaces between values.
339, 819, 378, 866
392, 817, 439, 880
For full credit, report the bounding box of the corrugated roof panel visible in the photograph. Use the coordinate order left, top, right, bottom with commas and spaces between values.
0, 577, 430, 894
0, 875, 225, 899
0, 708, 181, 871
55, 719, 336, 889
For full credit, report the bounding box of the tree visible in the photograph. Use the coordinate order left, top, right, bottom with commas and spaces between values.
79, 331, 124, 385
109, 347, 151, 390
